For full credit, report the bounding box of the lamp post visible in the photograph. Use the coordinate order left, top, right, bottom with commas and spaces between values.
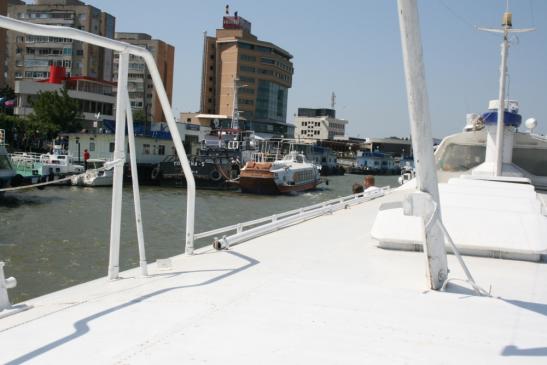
76, 136, 81, 163
231, 77, 248, 130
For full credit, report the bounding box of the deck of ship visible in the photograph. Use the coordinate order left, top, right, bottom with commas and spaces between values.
1, 190, 546, 364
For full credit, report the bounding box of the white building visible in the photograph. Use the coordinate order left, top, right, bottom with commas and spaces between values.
14, 71, 116, 121
63, 121, 210, 164
294, 108, 348, 141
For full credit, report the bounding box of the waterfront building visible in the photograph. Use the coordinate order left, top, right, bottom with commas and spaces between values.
14, 65, 115, 123
363, 137, 412, 157
200, 10, 294, 124
294, 108, 348, 141
113, 32, 174, 123
6, 0, 116, 86
63, 119, 207, 167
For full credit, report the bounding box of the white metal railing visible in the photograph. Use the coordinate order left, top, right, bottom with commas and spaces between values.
0, 15, 196, 281
194, 188, 390, 250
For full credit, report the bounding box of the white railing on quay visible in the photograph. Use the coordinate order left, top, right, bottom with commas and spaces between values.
193, 187, 390, 250
0, 15, 196, 281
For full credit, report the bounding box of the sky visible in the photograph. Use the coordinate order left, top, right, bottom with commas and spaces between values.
88, 0, 547, 138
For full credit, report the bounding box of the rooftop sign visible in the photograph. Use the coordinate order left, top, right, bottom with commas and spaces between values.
223, 16, 252, 33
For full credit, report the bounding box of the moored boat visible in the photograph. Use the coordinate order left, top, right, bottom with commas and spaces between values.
239, 151, 321, 194
70, 159, 113, 187
0, 129, 15, 195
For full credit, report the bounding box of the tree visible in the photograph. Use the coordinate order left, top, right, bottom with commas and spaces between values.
132, 109, 147, 122
29, 87, 81, 134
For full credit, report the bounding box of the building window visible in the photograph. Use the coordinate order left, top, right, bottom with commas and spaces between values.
109, 142, 115, 153
240, 54, 256, 62
89, 142, 95, 151
143, 144, 150, 155
158, 145, 165, 155
240, 65, 256, 73
239, 88, 255, 95
76, 49, 83, 56
260, 57, 275, 65
239, 76, 255, 84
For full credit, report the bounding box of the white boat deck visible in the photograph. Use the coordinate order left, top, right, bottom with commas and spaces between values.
1, 190, 547, 364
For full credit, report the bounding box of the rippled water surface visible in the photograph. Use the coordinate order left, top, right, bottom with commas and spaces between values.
0, 174, 397, 303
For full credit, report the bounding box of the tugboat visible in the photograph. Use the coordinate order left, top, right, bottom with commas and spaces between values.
150, 128, 256, 189
239, 151, 322, 194
0, 129, 16, 196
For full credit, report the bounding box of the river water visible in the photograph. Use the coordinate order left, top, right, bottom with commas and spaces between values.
0, 174, 397, 303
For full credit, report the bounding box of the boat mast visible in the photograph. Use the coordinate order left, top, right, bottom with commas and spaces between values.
478, 10, 534, 176
231, 77, 240, 130
397, 0, 448, 289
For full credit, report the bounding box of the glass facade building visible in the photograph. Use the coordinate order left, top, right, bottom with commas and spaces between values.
255, 80, 288, 123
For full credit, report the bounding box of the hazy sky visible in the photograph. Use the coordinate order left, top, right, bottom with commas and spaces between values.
88, 0, 547, 138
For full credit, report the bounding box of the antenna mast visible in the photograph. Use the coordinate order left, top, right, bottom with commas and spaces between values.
478, 9, 534, 176
331, 92, 336, 109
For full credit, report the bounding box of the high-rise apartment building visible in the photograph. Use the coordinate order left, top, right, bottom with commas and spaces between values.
200, 10, 293, 123
114, 32, 174, 123
5, 0, 115, 86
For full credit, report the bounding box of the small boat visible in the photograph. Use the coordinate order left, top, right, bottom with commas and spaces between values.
239, 151, 322, 194
10, 144, 84, 183
398, 163, 415, 185
70, 159, 113, 187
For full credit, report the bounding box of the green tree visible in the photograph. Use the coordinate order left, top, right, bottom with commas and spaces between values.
29, 87, 81, 134
132, 109, 147, 122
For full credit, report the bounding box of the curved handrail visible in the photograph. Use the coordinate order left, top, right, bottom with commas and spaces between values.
0, 15, 196, 259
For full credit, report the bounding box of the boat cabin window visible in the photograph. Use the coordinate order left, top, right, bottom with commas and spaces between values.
437, 143, 485, 172
513, 148, 547, 176
0, 155, 12, 170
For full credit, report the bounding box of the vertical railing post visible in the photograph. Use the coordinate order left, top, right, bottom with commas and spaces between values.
124, 91, 148, 277
141, 53, 195, 255
108, 51, 129, 280
397, 0, 448, 290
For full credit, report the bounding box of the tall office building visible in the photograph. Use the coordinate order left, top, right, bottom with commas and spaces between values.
5, 0, 115, 86
114, 32, 174, 123
200, 10, 294, 123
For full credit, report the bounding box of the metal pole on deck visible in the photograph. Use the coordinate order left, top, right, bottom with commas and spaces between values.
397, 0, 448, 290
125, 91, 148, 277
108, 52, 129, 280
140, 53, 196, 255
494, 30, 509, 176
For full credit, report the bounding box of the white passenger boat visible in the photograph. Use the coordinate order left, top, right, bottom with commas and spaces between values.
70, 159, 113, 187
239, 151, 322, 194
0, 4, 546, 365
